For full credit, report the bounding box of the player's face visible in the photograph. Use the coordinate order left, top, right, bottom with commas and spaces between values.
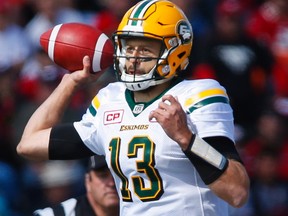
86, 168, 119, 209
122, 38, 162, 75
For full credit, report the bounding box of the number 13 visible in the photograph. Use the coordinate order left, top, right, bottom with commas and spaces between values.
109, 136, 164, 202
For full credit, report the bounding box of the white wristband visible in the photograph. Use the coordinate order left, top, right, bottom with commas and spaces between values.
190, 135, 227, 170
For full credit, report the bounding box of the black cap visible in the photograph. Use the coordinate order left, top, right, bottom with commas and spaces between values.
88, 155, 108, 171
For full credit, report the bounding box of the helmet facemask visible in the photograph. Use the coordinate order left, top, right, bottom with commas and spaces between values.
113, 34, 173, 91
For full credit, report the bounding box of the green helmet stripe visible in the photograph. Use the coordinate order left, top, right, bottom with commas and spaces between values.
130, 0, 157, 26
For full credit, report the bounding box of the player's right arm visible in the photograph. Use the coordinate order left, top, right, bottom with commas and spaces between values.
17, 56, 96, 160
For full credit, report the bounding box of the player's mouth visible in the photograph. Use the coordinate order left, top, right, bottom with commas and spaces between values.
127, 67, 143, 75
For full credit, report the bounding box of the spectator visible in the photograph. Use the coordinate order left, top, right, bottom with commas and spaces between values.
0, 0, 31, 167
230, 148, 288, 216
0, 0, 31, 73
26, 160, 85, 212
239, 108, 288, 181
33, 155, 119, 216
24, 0, 85, 52
248, 149, 288, 216
0, 161, 22, 216
192, 0, 273, 138
245, 0, 288, 98
91, 0, 134, 37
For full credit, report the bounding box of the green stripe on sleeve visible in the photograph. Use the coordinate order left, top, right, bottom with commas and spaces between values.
89, 105, 97, 116
187, 96, 229, 114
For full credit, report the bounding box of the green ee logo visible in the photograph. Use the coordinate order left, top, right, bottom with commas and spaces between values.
177, 20, 193, 44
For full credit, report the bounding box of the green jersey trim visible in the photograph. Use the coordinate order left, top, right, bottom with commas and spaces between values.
187, 96, 229, 114
125, 78, 182, 117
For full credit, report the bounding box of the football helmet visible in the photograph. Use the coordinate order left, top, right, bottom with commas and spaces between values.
113, 0, 193, 91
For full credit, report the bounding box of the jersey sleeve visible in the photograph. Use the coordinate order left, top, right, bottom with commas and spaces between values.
183, 79, 235, 142
73, 83, 123, 155
73, 96, 105, 155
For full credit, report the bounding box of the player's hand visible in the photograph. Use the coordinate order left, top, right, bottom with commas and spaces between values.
149, 94, 193, 150
66, 56, 100, 86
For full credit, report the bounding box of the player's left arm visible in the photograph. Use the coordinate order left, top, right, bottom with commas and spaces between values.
208, 154, 250, 208
149, 94, 250, 208
188, 136, 250, 208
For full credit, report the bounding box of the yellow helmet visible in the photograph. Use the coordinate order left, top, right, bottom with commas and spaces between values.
113, 0, 193, 91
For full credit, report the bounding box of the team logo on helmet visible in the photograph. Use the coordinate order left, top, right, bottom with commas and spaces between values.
177, 20, 193, 44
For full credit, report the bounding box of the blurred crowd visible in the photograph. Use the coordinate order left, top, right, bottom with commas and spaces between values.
0, 0, 288, 215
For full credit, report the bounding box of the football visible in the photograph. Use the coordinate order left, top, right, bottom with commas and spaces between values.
39, 23, 114, 74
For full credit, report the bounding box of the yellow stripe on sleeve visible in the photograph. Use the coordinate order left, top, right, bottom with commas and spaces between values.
92, 96, 101, 109
184, 88, 228, 107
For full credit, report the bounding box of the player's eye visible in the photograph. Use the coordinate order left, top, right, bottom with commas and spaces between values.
125, 46, 135, 54
124, 46, 155, 58
140, 48, 151, 55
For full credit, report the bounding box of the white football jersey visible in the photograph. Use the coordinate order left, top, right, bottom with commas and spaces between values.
74, 78, 234, 216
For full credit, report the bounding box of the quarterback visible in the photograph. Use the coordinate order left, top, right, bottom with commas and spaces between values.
17, 0, 250, 215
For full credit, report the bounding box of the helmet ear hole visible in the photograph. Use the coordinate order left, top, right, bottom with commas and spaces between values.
181, 58, 189, 70
178, 52, 186, 59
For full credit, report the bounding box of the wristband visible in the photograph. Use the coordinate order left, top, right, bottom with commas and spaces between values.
183, 134, 229, 184
189, 134, 228, 170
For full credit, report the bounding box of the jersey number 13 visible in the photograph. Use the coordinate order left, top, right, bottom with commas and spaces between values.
109, 136, 164, 202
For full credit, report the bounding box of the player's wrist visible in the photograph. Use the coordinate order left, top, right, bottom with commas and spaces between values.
183, 134, 229, 185
188, 134, 228, 170
61, 74, 82, 92
179, 132, 194, 150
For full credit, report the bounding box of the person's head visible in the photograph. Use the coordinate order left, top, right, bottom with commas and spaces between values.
215, 0, 245, 40
38, 161, 83, 205
253, 148, 280, 184
113, 0, 193, 91
256, 109, 286, 146
85, 155, 119, 214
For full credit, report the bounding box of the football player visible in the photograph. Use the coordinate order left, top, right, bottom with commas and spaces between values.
17, 0, 250, 215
